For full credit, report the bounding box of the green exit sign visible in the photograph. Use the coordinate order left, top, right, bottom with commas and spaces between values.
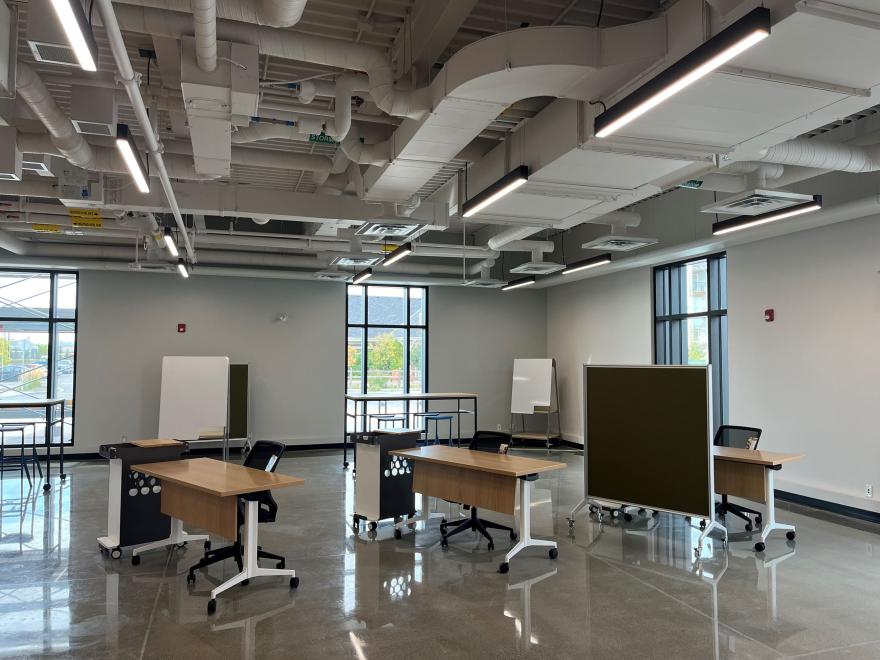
309, 133, 337, 145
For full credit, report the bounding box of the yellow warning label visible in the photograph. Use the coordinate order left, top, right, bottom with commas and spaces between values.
32, 224, 61, 233
68, 208, 103, 228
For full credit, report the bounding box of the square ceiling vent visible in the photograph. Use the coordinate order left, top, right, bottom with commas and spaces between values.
700, 189, 815, 216
509, 260, 565, 275
581, 235, 658, 252
461, 278, 507, 288
331, 255, 382, 267
355, 222, 420, 238
314, 270, 352, 281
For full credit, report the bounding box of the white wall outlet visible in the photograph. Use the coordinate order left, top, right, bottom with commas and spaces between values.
496, 423, 502, 431
866, 484, 873, 498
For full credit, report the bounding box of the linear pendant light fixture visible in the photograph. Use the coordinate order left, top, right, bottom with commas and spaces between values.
712, 196, 822, 236
594, 7, 771, 138
176, 259, 190, 279
115, 124, 150, 193
561, 253, 612, 275
163, 227, 179, 257
462, 165, 529, 218
49, 0, 99, 71
352, 268, 373, 285
501, 276, 536, 292
382, 243, 412, 267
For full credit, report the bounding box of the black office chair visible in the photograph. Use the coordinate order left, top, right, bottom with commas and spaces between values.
440, 430, 517, 551
187, 441, 287, 585
714, 425, 763, 530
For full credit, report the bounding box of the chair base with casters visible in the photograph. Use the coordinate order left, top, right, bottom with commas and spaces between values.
187, 538, 287, 580
440, 504, 517, 551
716, 493, 762, 531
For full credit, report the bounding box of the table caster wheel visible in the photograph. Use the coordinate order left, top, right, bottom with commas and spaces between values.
487, 541, 495, 551
176, 542, 187, 549
368, 521, 377, 532
131, 554, 140, 566
290, 576, 300, 589
367, 530, 377, 540
110, 547, 121, 560
241, 579, 249, 586
623, 513, 633, 522
277, 560, 285, 569
549, 548, 559, 559
344, 461, 349, 468
43, 484, 51, 492
440, 524, 447, 535
588, 505, 597, 514
187, 572, 195, 585
498, 562, 509, 574
638, 508, 646, 515
394, 528, 402, 540
786, 531, 796, 541
652, 510, 659, 517
699, 519, 706, 530
567, 518, 574, 528
756, 515, 763, 526
207, 599, 216, 615
510, 530, 517, 540
745, 522, 753, 531
440, 539, 448, 550
754, 541, 766, 552
204, 540, 211, 552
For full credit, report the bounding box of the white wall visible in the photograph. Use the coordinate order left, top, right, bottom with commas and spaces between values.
728, 214, 880, 513
75, 271, 344, 453
546, 268, 653, 443
429, 286, 546, 433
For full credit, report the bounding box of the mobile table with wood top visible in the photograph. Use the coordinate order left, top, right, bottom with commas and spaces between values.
130, 458, 304, 613
391, 446, 565, 573
713, 447, 804, 552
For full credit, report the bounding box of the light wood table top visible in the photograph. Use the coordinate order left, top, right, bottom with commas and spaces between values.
131, 458, 304, 497
713, 447, 804, 467
392, 446, 565, 477
130, 438, 182, 448
345, 392, 477, 402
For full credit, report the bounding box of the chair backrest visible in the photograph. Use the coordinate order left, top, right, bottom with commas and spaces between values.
713, 425, 762, 450
468, 430, 511, 453
243, 440, 285, 472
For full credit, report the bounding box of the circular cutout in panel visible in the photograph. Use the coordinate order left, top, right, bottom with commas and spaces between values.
384, 469, 391, 477
140, 487, 150, 495
128, 488, 138, 497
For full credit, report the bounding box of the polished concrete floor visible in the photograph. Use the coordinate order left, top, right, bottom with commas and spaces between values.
1, 450, 880, 659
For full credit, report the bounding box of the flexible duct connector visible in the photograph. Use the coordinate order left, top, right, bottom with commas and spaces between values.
191, 0, 218, 72
231, 123, 310, 143
108, 3, 429, 119
15, 64, 94, 170
257, 0, 307, 27
486, 226, 542, 250
340, 128, 391, 166
757, 138, 880, 173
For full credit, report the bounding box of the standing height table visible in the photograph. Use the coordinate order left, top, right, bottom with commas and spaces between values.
0, 399, 66, 491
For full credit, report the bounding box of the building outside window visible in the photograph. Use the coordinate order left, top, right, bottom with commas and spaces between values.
654, 254, 727, 427
0, 271, 78, 444
346, 285, 427, 431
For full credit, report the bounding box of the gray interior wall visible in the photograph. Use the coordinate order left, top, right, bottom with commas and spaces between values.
546, 268, 653, 443
74, 271, 344, 453
428, 286, 547, 434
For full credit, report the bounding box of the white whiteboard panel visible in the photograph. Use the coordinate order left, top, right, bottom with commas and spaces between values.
158, 356, 230, 440
511, 358, 553, 414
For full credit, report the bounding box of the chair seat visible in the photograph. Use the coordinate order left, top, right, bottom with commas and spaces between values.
427, 415, 454, 421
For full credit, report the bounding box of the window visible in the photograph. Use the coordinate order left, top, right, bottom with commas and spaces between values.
0, 271, 78, 444
654, 254, 727, 427
346, 285, 427, 430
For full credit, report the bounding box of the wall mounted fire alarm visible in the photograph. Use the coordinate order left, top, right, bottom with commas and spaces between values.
177, 323, 186, 333
764, 309, 774, 323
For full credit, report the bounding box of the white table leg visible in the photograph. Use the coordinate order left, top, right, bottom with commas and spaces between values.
695, 519, 727, 558
131, 518, 209, 558
209, 500, 297, 611
393, 495, 446, 535
757, 468, 795, 550
500, 477, 557, 573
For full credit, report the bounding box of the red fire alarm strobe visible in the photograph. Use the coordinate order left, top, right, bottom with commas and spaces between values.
764, 309, 774, 323
177, 323, 186, 333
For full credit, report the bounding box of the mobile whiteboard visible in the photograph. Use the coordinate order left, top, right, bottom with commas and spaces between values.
158, 356, 230, 441
511, 358, 554, 414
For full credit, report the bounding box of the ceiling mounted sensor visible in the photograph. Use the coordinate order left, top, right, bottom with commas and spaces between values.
561, 253, 612, 276
581, 235, 658, 252
356, 222, 421, 239
501, 276, 537, 292
462, 166, 529, 218
352, 268, 373, 285
509, 259, 565, 275
701, 189, 817, 216
712, 196, 822, 236
594, 7, 771, 138
26, 0, 98, 70
382, 243, 412, 267
331, 255, 383, 268
115, 124, 150, 194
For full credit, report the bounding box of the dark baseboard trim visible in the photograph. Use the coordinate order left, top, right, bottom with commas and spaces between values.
559, 440, 583, 450
63, 443, 346, 462
776, 489, 880, 526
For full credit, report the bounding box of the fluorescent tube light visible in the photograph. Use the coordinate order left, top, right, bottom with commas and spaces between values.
115, 124, 150, 193
462, 166, 529, 218
501, 276, 536, 291
561, 253, 612, 275
352, 268, 373, 285
177, 259, 190, 279
594, 7, 771, 138
164, 227, 179, 257
49, 0, 99, 72
382, 243, 412, 267
712, 196, 822, 236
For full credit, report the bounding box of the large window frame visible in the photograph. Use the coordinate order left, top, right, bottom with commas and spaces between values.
345, 283, 428, 401
0, 269, 79, 445
653, 253, 727, 427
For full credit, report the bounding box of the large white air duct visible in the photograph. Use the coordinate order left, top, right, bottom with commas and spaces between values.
192, 0, 218, 72
757, 138, 880, 173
